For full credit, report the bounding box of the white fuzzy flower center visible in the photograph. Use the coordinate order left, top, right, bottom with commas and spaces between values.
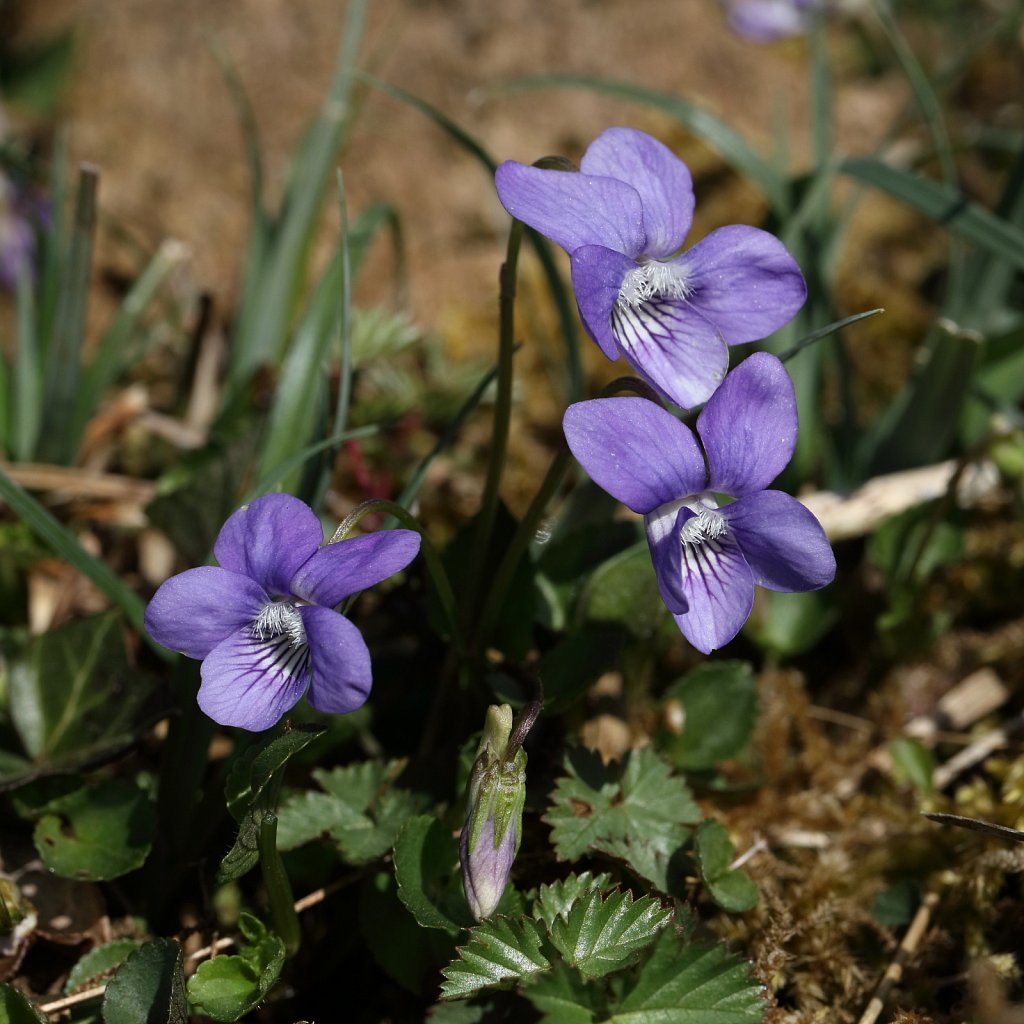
251, 601, 307, 647
617, 260, 692, 309
678, 504, 728, 546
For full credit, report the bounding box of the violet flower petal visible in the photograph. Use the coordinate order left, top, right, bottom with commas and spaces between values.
698, 352, 796, 496
675, 225, 806, 344
460, 815, 516, 921
563, 397, 706, 514
290, 529, 421, 608
494, 162, 646, 257
611, 296, 729, 409
728, 0, 814, 40
725, 490, 836, 590
580, 127, 694, 258
198, 626, 311, 731
674, 521, 755, 654
214, 493, 324, 598
571, 244, 636, 360
144, 566, 268, 659
644, 504, 690, 614
300, 605, 372, 715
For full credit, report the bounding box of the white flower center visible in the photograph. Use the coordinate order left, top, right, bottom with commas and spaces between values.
251, 601, 307, 647
617, 260, 692, 309
678, 504, 728, 546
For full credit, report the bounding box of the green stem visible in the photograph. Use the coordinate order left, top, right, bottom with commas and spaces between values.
464, 220, 524, 629
472, 449, 571, 662
258, 808, 301, 957
331, 498, 463, 656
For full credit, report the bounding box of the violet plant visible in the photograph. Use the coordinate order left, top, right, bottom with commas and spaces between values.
2, 5, 1023, 1019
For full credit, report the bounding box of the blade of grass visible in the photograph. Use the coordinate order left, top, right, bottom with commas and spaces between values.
70, 239, 188, 446
10, 270, 40, 460
38, 163, 98, 464
778, 309, 885, 363
0, 467, 149, 637
229, 0, 368, 385
499, 73, 788, 214
36, 129, 68, 354
841, 158, 1024, 273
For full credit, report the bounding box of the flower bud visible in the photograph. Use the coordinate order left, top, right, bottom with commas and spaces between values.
459, 704, 528, 920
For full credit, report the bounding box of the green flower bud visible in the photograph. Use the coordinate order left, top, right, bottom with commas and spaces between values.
460, 703, 533, 921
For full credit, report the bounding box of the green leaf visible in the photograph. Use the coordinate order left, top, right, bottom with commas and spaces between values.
0, 984, 47, 1023
842, 158, 1024, 273
658, 662, 758, 771
530, 872, 613, 930
439, 916, 550, 1000
5, 611, 164, 786
186, 914, 285, 1023
889, 737, 936, 796
34, 778, 156, 880
545, 748, 701, 863
579, 543, 664, 638
65, 939, 143, 993
217, 726, 325, 883
695, 821, 758, 914
394, 815, 473, 932
523, 965, 599, 1024
277, 759, 429, 864
225, 726, 325, 822
611, 929, 764, 1023
547, 889, 672, 980
744, 590, 839, 660
102, 938, 187, 1024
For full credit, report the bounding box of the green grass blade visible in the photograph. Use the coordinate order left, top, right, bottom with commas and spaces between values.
229, 0, 368, 384
38, 163, 98, 464
841, 158, 1024, 273
36, 129, 68, 354
11, 270, 40, 460
0, 467, 147, 635
71, 239, 187, 446
499, 73, 788, 214
358, 73, 583, 402
778, 308, 885, 363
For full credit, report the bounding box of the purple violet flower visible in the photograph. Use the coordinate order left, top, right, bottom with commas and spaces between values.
144, 493, 421, 731
725, 0, 823, 40
0, 170, 42, 292
562, 353, 835, 653
495, 127, 806, 409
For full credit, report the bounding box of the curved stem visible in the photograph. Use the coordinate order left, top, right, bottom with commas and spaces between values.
258, 809, 301, 957
465, 219, 525, 630
331, 498, 463, 655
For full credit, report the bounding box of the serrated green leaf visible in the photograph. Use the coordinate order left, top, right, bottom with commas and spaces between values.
523, 964, 599, 1024
611, 930, 764, 1023
65, 939, 142, 993
440, 917, 550, 1000
0, 984, 47, 1023
34, 778, 155, 881
658, 662, 758, 772
545, 748, 700, 863
3, 611, 164, 787
277, 759, 429, 865
394, 815, 473, 932
548, 890, 672, 980
592, 831, 689, 900
186, 914, 284, 1022
102, 938, 187, 1024
530, 872, 613, 930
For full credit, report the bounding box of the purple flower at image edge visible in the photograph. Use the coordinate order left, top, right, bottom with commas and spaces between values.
144, 493, 421, 731
495, 127, 806, 409
0, 170, 46, 292
726, 0, 822, 41
562, 353, 835, 653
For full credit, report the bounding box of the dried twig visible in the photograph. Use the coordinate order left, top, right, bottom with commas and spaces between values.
857, 890, 939, 1024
